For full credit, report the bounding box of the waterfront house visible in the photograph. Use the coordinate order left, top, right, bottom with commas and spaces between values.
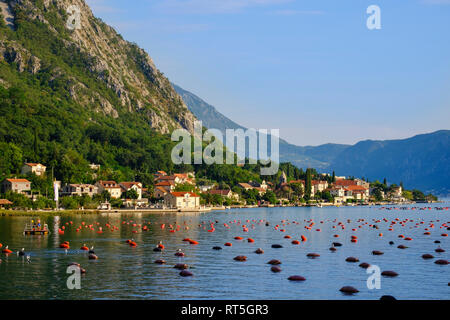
164, 192, 200, 209
154, 186, 169, 199
61, 184, 98, 197
0, 199, 13, 208
208, 189, 240, 201
119, 182, 143, 200
329, 186, 345, 198
95, 181, 122, 199
1, 178, 31, 195
345, 185, 370, 200
21, 163, 46, 176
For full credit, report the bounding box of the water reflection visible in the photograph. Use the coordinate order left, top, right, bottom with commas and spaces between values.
0, 204, 448, 300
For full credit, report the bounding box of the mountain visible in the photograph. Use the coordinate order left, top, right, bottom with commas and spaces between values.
0, 0, 195, 134
172, 84, 350, 169
327, 130, 450, 195
174, 85, 450, 195
0, 0, 197, 182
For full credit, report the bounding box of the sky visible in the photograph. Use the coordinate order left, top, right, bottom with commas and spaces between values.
85, 0, 450, 146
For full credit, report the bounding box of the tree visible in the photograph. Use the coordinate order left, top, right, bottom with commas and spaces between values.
412, 189, 425, 201
373, 188, 383, 202
263, 190, 277, 204
304, 168, 312, 200
332, 171, 336, 183
101, 190, 111, 202
125, 189, 139, 200
290, 182, 304, 197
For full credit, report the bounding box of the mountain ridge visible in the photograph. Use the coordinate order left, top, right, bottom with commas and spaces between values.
173, 84, 450, 195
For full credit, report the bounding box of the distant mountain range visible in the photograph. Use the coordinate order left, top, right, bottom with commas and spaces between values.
173, 84, 450, 196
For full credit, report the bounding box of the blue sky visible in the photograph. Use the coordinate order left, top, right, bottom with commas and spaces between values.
86, 0, 450, 146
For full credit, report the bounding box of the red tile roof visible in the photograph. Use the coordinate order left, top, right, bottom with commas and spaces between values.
208, 190, 231, 196
120, 182, 142, 189
346, 185, 368, 192
170, 192, 199, 198
5, 178, 30, 183
335, 179, 357, 187
24, 163, 46, 167
0, 199, 13, 205
155, 181, 174, 187
98, 181, 120, 188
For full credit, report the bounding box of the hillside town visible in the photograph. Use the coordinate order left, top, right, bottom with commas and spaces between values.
0, 162, 436, 212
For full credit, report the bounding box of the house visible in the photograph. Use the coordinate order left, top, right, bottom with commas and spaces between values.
354, 178, 370, 189
21, 163, 46, 176
208, 189, 233, 198
174, 173, 195, 184
237, 183, 254, 191
345, 185, 370, 200
1, 178, 31, 194
329, 186, 345, 198
208, 189, 239, 200
0, 199, 13, 209
311, 180, 328, 195
335, 179, 357, 187
154, 186, 169, 199
199, 184, 215, 193
155, 175, 181, 185
164, 192, 200, 209
95, 181, 122, 199
153, 171, 167, 180
119, 182, 143, 200
155, 181, 175, 192
61, 184, 98, 197
237, 182, 265, 196
249, 180, 269, 191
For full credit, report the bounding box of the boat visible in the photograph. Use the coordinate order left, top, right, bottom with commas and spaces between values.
23, 219, 50, 235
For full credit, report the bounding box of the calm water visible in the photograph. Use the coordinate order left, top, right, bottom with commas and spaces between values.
0, 203, 448, 300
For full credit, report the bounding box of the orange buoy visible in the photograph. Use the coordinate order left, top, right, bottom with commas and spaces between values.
301, 235, 307, 242
2, 246, 12, 254
234, 236, 243, 240
188, 240, 199, 245
247, 238, 255, 243
80, 246, 89, 251
224, 242, 232, 247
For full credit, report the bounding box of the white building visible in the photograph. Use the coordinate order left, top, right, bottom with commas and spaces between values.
164, 192, 200, 210
21, 163, 46, 176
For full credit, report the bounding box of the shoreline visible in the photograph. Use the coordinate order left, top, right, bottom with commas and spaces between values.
0, 200, 444, 217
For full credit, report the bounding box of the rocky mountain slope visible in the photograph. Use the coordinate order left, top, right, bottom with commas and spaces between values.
0, 0, 196, 134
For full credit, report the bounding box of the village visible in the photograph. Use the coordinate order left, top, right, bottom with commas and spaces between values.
0, 161, 420, 212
